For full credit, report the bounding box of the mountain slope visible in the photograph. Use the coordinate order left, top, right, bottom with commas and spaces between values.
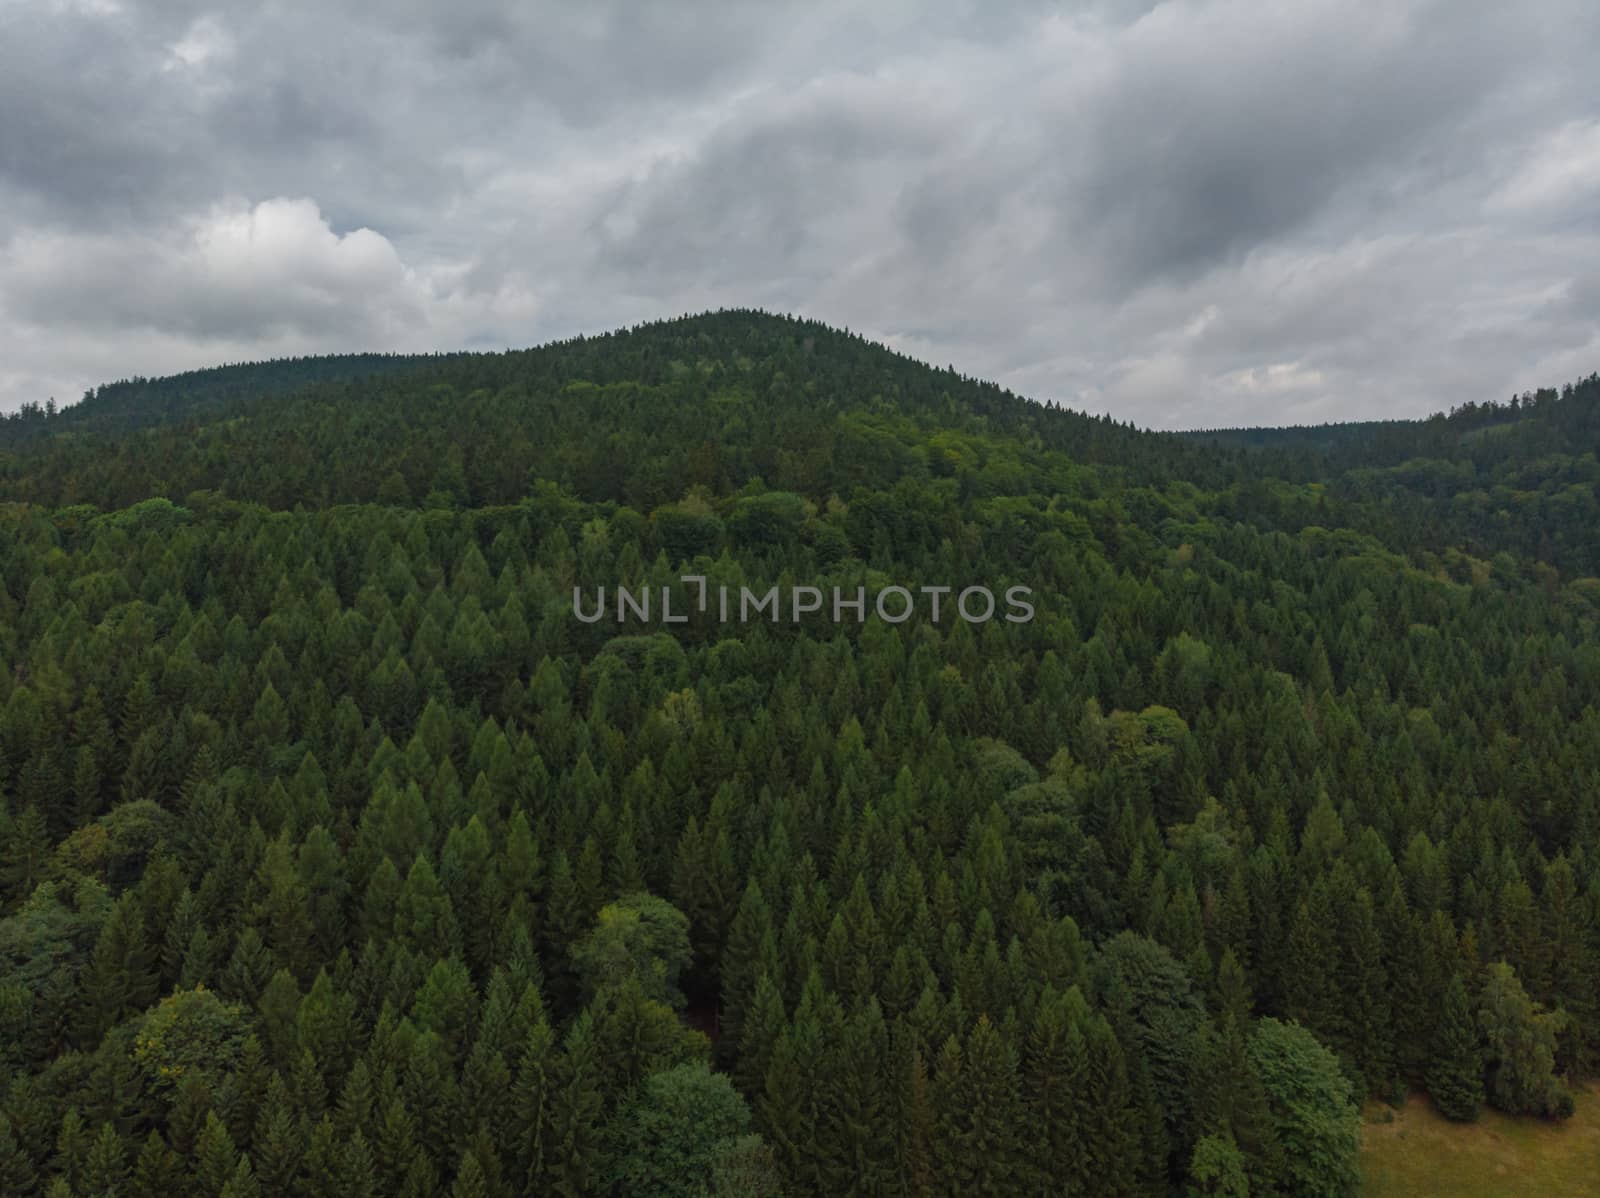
0, 311, 1596, 1198
4, 311, 1595, 573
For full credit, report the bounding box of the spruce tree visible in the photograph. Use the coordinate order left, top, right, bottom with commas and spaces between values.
193, 1112, 241, 1198
548, 1014, 605, 1197
53, 1108, 89, 1194
300, 1116, 343, 1198
1022, 990, 1087, 1194
78, 897, 157, 1042
0, 803, 50, 904
0, 1115, 36, 1198
954, 1014, 1023, 1195
251, 1078, 304, 1197
399, 1152, 439, 1198
82, 1121, 128, 1197
372, 1097, 419, 1192
449, 1151, 489, 1198
1427, 973, 1485, 1121
510, 1019, 557, 1190
339, 1131, 379, 1198
219, 1155, 263, 1198
130, 1131, 180, 1198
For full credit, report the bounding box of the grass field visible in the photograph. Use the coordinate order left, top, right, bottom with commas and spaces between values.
1361, 1087, 1600, 1196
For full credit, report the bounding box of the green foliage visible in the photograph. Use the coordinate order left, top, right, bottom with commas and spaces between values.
571, 893, 693, 1009
1, 315, 1598, 1195
726, 491, 808, 549
1187, 1133, 1249, 1198
1477, 962, 1572, 1119
1247, 1018, 1361, 1198
101, 496, 192, 533
132, 985, 250, 1089
602, 1062, 759, 1198
709, 1133, 787, 1197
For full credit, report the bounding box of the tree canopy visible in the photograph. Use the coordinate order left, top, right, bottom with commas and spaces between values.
0, 310, 1595, 1194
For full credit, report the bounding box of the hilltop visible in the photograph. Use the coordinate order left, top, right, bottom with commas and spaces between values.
2, 310, 1597, 573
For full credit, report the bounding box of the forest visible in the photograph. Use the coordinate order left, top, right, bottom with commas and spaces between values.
0, 310, 1597, 1196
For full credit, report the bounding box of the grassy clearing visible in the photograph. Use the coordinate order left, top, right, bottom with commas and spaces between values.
1361, 1087, 1600, 1197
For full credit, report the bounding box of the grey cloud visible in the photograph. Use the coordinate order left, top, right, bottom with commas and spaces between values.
594, 77, 954, 290
0, 0, 1597, 428
2, 199, 421, 341
1059, 0, 1542, 288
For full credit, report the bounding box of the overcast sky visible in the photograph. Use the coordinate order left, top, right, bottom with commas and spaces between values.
2, 0, 1597, 428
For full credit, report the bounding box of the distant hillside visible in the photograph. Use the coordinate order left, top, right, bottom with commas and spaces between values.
1185, 376, 1600, 471
2, 310, 1595, 573
0, 352, 460, 446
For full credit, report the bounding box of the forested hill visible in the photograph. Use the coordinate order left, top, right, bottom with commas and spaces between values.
3, 311, 1596, 573
1184, 375, 1600, 467
1, 310, 1599, 1197
0, 354, 457, 446
0, 311, 1209, 497
1183, 374, 1600, 574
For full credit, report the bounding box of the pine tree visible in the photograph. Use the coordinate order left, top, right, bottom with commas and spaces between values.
0, 803, 50, 903
953, 1014, 1022, 1195
253, 834, 315, 980
287, 1048, 327, 1126
300, 1116, 343, 1198
0, 1115, 36, 1198
167, 1073, 214, 1160
449, 1151, 488, 1198
399, 1152, 439, 1198
372, 1097, 418, 1192
296, 969, 356, 1088
54, 1108, 90, 1194
339, 1130, 379, 1198
193, 1112, 241, 1198
1195, 1013, 1282, 1194
1343, 887, 1395, 1097
756, 1027, 812, 1186
510, 1019, 557, 1190
466, 1124, 510, 1198
547, 1014, 605, 1196
251, 1076, 303, 1197
1021, 989, 1087, 1194
219, 1155, 262, 1198
78, 897, 158, 1042
82, 1121, 128, 1197
929, 1031, 964, 1189
130, 1131, 180, 1198
894, 1034, 937, 1198
333, 1059, 375, 1144
735, 972, 786, 1095
718, 879, 772, 1064
1428, 973, 1485, 1121
1080, 1011, 1139, 1197
1282, 888, 1340, 1043
818, 1000, 894, 1194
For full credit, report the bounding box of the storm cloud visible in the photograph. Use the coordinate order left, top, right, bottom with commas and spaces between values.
2, 0, 1596, 427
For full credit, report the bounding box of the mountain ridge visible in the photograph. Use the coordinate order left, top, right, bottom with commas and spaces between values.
2, 310, 1596, 578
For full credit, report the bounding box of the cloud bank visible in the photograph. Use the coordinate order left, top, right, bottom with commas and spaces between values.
1, 0, 1596, 427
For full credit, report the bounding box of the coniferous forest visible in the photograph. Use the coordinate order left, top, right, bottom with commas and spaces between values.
1, 310, 1598, 1196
